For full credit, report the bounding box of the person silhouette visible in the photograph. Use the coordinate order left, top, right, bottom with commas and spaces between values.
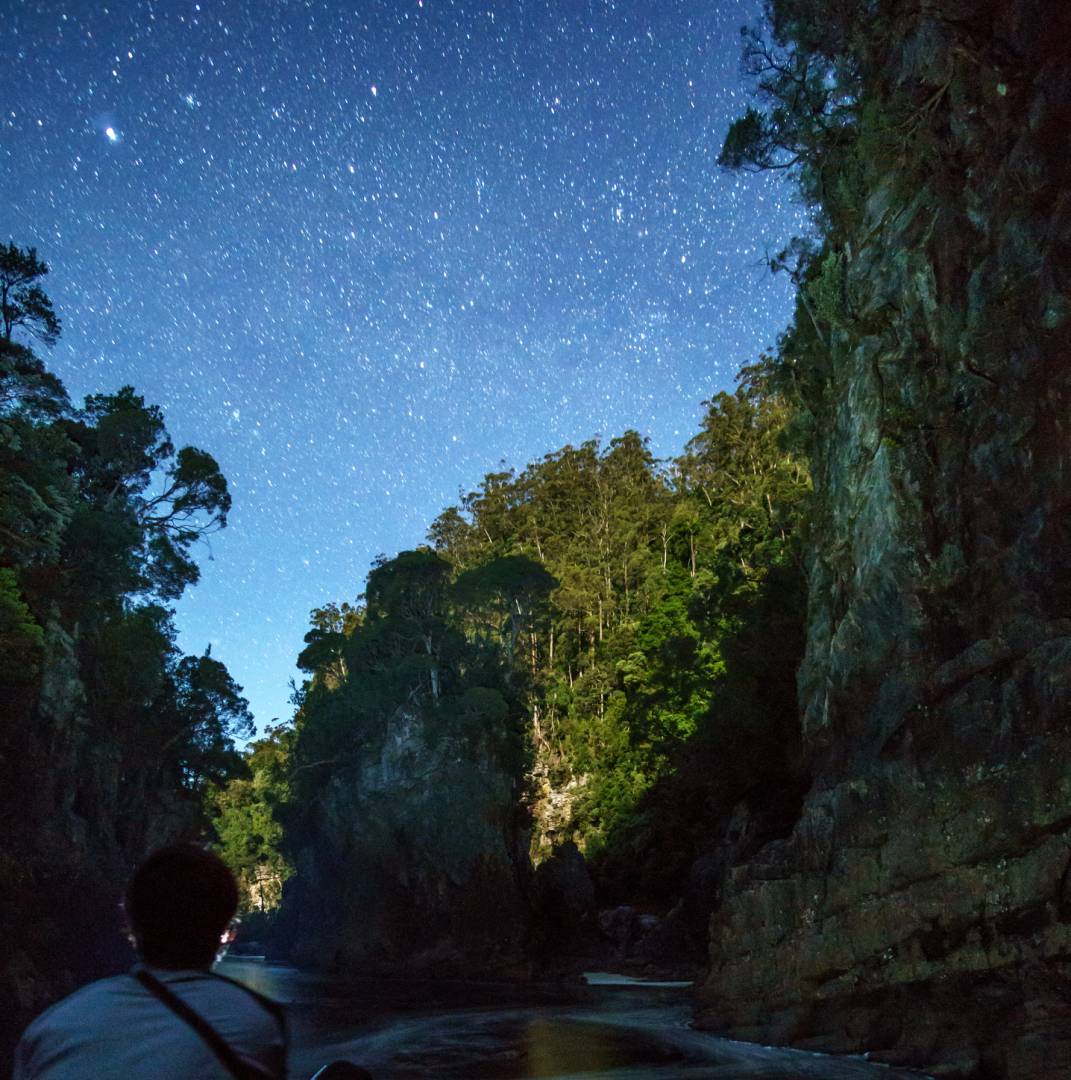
14, 844, 287, 1079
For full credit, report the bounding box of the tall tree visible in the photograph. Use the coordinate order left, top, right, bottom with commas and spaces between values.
58, 387, 230, 605
0, 243, 61, 346
454, 554, 557, 670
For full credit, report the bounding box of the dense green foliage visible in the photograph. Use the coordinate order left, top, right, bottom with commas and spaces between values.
0, 243, 248, 810
284, 545, 533, 832
231, 549, 539, 969
432, 377, 809, 889
0, 243, 249, 1038
209, 725, 293, 914
255, 370, 810, 920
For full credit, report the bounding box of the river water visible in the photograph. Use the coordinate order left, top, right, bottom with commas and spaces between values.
222, 959, 931, 1080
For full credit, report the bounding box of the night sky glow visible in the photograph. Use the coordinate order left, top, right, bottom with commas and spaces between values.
5, 1, 807, 730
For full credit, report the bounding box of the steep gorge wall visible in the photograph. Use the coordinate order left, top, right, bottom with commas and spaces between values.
1, 620, 201, 1070
278, 707, 530, 977
698, 4, 1071, 1078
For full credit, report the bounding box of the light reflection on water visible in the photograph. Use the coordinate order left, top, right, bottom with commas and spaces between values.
221, 958, 932, 1080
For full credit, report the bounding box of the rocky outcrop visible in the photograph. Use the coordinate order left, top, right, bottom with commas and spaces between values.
279, 707, 530, 977
531, 840, 596, 941
1, 615, 209, 1069
698, 3, 1071, 1077
3, 620, 130, 1067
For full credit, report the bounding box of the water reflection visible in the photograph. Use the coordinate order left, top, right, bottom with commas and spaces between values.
221, 959, 932, 1080
523, 1016, 684, 1077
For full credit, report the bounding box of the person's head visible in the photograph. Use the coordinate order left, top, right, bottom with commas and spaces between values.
124, 843, 239, 969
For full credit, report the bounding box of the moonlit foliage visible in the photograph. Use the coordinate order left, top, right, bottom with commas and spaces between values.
4, 0, 807, 728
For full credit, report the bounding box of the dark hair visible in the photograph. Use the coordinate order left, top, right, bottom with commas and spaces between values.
125, 844, 239, 969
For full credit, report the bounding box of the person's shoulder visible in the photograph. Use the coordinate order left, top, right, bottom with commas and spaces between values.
21, 973, 136, 1036
152, 967, 286, 1035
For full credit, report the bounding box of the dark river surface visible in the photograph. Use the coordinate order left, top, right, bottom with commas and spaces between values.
222, 958, 932, 1080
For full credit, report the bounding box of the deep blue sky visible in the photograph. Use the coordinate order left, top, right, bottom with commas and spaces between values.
4, 0, 805, 730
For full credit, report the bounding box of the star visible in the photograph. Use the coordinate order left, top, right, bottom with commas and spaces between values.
7, 0, 806, 729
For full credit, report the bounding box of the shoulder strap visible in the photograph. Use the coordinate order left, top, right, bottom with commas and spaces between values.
133, 970, 274, 1080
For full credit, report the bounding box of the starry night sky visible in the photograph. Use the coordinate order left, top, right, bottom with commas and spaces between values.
5, 0, 807, 730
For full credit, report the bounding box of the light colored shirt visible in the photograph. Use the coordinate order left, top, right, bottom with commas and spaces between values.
13, 966, 286, 1079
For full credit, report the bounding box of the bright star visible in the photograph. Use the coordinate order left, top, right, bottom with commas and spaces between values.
105, 126, 119, 143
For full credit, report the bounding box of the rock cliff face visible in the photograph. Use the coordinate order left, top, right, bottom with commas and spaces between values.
4, 623, 139, 1064
279, 706, 530, 977
2, 616, 210, 1067
698, 4, 1071, 1078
